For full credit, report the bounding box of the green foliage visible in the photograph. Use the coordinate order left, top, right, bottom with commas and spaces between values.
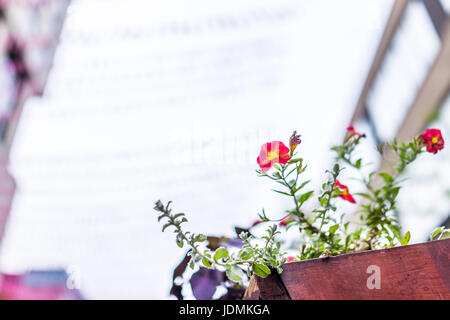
430, 227, 450, 240
401, 231, 411, 246
154, 201, 288, 282
154, 127, 442, 283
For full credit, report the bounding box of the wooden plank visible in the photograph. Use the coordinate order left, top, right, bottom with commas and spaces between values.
423, 0, 447, 39
243, 269, 291, 300
244, 239, 450, 300
351, 0, 409, 124
278, 239, 449, 300
395, 19, 450, 143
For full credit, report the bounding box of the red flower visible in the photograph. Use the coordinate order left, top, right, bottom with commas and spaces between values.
421, 128, 444, 154
334, 180, 356, 204
346, 126, 364, 137
286, 256, 296, 263
279, 216, 294, 227
257, 141, 290, 172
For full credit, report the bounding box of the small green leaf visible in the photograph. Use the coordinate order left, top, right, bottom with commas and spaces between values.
288, 158, 302, 164
430, 227, 444, 240
333, 163, 340, 174
226, 265, 245, 282
252, 263, 271, 278
379, 172, 393, 183
296, 180, 311, 191
202, 257, 212, 268
195, 234, 207, 242
272, 189, 291, 196
176, 232, 184, 248
440, 230, 450, 239
214, 247, 229, 261
272, 164, 281, 171
298, 191, 314, 205
401, 231, 411, 246
388, 225, 402, 242
239, 247, 253, 260
329, 224, 339, 235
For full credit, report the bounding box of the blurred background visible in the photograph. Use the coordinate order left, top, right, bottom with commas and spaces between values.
0, 0, 449, 299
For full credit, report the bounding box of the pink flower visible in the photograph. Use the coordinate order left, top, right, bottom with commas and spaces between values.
421, 128, 444, 154
279, 216, 294, 227
334, 180, 356, 204
286, 256, 296, 263
346, 126, 364, 137
257, 141, 290, 172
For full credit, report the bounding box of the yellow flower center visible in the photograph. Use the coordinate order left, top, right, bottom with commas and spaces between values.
431, 136, 439, 144
267, 151, 278, 161
342, 189, 348, 196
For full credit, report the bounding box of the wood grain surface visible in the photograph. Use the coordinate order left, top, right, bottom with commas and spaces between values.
244, 239, 450, 300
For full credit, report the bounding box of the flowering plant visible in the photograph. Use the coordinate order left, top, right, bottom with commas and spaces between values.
154, 127, 446, 283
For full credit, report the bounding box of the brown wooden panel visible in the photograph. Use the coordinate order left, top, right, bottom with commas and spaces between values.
280, 239, 449, 300
243, 269, 291, 300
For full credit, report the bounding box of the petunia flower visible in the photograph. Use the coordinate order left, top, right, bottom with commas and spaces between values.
421, 128, 444, 154
257, 141, 290, 172
289, 131, 301, 154
346, 126, 364, 138
279, 216, 294, 227
286, 256, 296, 263
334, 180, 356, 204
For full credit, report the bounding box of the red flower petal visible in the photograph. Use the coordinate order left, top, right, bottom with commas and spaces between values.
346, 125, 364, 137
334, 180, 356, 204
421, 128, 444, 154
257, 141, 291, 171
257, 155, 272, 172
279, 216, 294, 227
286, 256, 296, 263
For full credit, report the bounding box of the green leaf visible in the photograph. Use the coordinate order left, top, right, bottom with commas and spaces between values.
288, 158, 302, 164
388, 225, 402, 242
162, 223, 172, 232
401, 231, 411, 246
440, 230, 450, 239
333, 163, 340, 174
202, 257, 212, 268
298, 191, 314, 205
213, 247, 229, 261
354, 192, 374, 201
272, 189, 291, 196
430, 227, 444, 240
296, 180, 311, 191
272, 172, 282, 179
239, 247, 253, 260
355, 158, 362, 168
252, 263, 271, 278
379, 172, 393, 183
272, 164, 281, 171
195, 234, 207, 242
176, 232, 184, 248
226, 265, 245, 282
329, 224, 339, 235
173, 213, 185, 219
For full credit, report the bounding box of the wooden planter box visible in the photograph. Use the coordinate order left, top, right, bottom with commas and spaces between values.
244, 239, 450, 300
